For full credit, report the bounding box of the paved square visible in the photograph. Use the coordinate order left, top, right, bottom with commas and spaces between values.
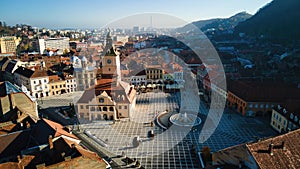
79, 90, 277, 168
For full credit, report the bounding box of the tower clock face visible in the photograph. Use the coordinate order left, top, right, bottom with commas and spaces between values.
107, 59, 112, 64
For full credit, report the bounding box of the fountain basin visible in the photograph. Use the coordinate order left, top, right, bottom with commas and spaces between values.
169, 112, 202, 127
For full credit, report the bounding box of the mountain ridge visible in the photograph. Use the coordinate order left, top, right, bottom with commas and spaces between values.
235, 0, 300, 42
178, 12, 252, 32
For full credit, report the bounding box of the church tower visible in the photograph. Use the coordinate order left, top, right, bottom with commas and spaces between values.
101, 31, 121, 83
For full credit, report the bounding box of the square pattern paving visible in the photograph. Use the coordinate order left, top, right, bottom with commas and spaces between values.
78, 90, 277, 168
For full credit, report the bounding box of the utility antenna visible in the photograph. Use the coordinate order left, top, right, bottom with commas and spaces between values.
150, 16, 153, 29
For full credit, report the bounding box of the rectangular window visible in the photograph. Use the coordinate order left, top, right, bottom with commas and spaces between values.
124, 105, 127, 109
80, 105, 83, 109
119, 106, 122, 109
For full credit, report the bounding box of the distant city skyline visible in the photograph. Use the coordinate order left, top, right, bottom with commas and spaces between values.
0, 0, 272, 29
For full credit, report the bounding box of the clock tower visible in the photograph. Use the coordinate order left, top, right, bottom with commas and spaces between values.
101, 32, 121, 82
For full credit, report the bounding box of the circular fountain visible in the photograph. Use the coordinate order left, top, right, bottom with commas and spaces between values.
169, 112, 202, 127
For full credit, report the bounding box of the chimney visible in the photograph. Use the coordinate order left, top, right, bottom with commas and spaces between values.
268, 143, 274, 156
71, 144, 76, 149
48, 135, 53, 149
17, 111, 22, 118
17, 155, 21, 163
281, 141, 286, 150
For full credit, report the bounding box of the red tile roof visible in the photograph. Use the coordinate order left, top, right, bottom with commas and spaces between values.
247, 129, 300, 169
42, 118, 78, 140
0, 155, 35, 169
31, 70, 48, 78
227, 79, 300, 102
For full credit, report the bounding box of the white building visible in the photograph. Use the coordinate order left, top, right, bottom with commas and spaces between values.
130, 75, 147, 85
65, 76, 77, 93
39, 37, 70, 55
14, 66, 50, 98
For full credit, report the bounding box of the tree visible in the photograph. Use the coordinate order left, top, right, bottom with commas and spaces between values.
63, 48, 69, 55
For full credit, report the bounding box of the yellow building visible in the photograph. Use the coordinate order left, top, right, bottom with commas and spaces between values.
270, 101, 300, 133
145, 65, 164, 83
0, 36, 20, 54
48, 75, 67, 96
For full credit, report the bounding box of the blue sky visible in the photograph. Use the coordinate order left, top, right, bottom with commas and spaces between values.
0, 0, 272, 29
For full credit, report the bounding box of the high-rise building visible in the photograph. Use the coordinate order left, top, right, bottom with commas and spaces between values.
38, 37, 70, 55
133, 26, 139, 34
0, 36, 20, 54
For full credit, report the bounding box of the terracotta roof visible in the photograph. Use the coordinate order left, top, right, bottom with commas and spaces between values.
0, 122, 17, 135
31, 69, 48, 78
42, 119, 78, 140
227, 79, 300, 102
0, 155, 35, 169
247, 129, 300, 169
0, 130, 31, 159
77, 79, 136, 104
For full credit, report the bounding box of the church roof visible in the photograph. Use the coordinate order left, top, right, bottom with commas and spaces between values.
77, 79, 136, 104
105, 47, 117, 56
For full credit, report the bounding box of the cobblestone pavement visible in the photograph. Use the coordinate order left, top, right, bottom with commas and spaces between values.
79, 90, 277, 169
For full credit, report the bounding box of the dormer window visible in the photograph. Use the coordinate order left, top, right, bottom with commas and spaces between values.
99, 98, 104, 103
277, 105, 282, 110
294, 116, 298, 123
290, 113, 294, 119
283, 109, 287, 114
